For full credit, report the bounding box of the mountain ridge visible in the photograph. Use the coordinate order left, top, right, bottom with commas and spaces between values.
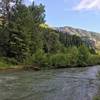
56, 26, 99, 33
55, 26, 100, 50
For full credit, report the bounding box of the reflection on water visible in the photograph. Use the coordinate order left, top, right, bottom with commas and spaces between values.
0, 66, 100, 100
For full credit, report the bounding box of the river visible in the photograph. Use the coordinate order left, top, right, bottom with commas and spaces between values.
0, 66, 100, 100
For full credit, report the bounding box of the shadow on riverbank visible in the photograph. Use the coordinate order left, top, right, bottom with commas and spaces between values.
0, 64, 100, 73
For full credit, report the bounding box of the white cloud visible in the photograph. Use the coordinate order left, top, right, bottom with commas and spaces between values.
74, 0, 100, 11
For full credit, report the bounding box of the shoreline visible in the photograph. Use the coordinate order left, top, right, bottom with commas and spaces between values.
0, 65, 24, 72
0, 64, 100, 72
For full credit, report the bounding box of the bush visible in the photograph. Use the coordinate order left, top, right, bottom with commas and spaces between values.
66, 47, 79, 66
46, 47, 79, 68
48, 53, 67, 68
3, 57, 18, 65
77, 45, 90, 66
0, 58, 12, 68
88, 54, 100, 65
33, 49, 47, 65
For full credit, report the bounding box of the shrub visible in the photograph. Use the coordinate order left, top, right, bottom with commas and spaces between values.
88, 54, 100, 65
0, 58, 12, 68
66, 47, 79, 66
77, 45, 90, 66
46, 47, 79, 68
48, 53, 67, 68
33, 49, 47, 65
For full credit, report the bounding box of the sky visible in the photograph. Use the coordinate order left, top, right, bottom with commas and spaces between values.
27, 0, 100, 32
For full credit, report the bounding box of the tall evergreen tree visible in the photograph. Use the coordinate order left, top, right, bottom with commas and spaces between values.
0, 1, 45, 63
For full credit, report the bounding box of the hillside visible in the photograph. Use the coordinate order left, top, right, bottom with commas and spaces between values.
56, 26, 100, 50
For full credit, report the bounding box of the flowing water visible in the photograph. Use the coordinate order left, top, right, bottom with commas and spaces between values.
0, 66, 100, 100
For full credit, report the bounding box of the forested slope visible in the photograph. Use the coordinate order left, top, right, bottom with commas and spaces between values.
0, 0, 100, 69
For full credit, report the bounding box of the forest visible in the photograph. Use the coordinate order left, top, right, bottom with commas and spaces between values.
0, 0, 100, 70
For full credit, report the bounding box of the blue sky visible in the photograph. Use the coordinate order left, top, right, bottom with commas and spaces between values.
27, 0, 100, 32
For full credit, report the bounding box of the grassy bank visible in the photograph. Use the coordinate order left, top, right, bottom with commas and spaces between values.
0, 59, 23, 71
0, 46, 100, 71
0, 60, 12, 69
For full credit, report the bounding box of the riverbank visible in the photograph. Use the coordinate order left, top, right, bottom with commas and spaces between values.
0, 63, 42, 72
0, 65, 24, 72
0, 64, 100, 72
0, 45, 100, 72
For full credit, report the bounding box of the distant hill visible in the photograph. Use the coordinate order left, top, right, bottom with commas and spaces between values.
55, 26, 100, 50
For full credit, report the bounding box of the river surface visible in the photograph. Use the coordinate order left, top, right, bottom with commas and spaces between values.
0, 66, 100, 100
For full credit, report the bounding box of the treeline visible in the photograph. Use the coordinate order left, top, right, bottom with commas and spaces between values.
0, 0, 100, 69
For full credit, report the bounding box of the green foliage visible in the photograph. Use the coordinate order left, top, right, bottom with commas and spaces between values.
48, 53, 67, 68
66, 47, 79, 66
93, 96, 100, 100
0, 0, 100, 69
40, 47, 78, 68
77, 45, 90, 66
0, 61, 9, 68
0, 1, 45, 63
0, 58, 12, 68
59, 33, 83, 47
88, 54, 100, 65
43, 29, 62, 53
32, 49, 46, 65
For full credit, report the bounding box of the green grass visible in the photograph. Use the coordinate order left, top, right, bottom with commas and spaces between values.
0, 58, 24, 70
93, 96, 100, 100
0, 59, 12, 69
98, 51, 100, 55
